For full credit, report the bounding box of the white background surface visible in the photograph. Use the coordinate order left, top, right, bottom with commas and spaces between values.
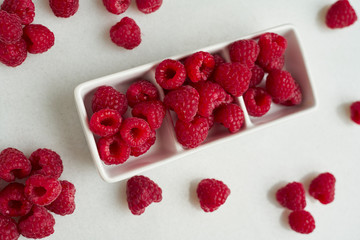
1, 0, 360, 239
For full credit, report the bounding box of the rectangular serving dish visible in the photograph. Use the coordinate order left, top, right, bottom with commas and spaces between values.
74, 24, 317, 183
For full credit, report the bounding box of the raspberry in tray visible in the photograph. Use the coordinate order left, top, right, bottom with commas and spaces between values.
136, 0, 162, 14
214, 103, 244, 133
308, 172, 336, 204
155, 59, 186, 90
46, 180, 76, 216
89, 109, 122, 137
1, 0, 35, 25
0, 148, 31, 182
131, 100, 165, 130
275, 182, 306, 211
0, 38, 27, 67
326, 0, 357, 29
130, 129, 156, 157
266, 69, 296, 103
126, 79, 160, 108
23, 24, 55, 54
184, 51, 215, 83
288, 210, 315, 234
0, 214, 19, 240
29, 148, 63, 179
249, 64, 265, 87
92, 85, 128, 115
175, 116, 209, 149
0, 182, 33, 217
280, 82, 302, 106
196, 178, 230, 212
102, 0, 130, 15
49, 0, 79, 18
110, 17, 141, 50
229, 39, 260, 69
197, 81, 228, 118
243, 87, 272, 117
97, 134, 131, 165
120, 117, 151, 147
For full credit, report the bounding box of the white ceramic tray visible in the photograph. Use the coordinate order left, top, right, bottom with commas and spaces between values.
74, 24, 317, 183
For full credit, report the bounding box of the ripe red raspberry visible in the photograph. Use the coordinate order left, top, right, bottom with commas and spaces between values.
18, 206, 55, 239
276, 182, 306, 211
24, 174, 62, 206
249, 64, 265, 87
196, 178, 230, 212
229, 39, 260, 68
309, 172, 336, 204
266, 69, 296, 103
350, 101, 360, 124
281, 82, 302, 106
46, 180, 76, 216
288, 210, 315, 234
164, 85, 200, 122
131, 100, 165, 130
243, 87, 272, 117
0, 10, 22, 44
155, 59, 186, 90
126, 79, 159, 108
110, 17, 141, 50
49, 0, 79, 18
130, 129, 156, 157
0, 148, 31, 182
0, 183, 32, 217
214, 62, 252, 97
29, 148, 63, 179
260, 55, 285, 73
102, 0, 130, 15
23, 24, 55, 54
119, 117, 151, 147
0, 214, 19, 240
197, 81, 227, 117
92, 85, 128, 116
126, 175, 162, 215
1, 0, 35, 25
214, 103, 244, 133
89, 109, 122, 137
0, 38, 27, 67
175, 116, 209, 149
257, 32, 287, 71
97, 134, 130, 165
326, 0, 357, 29
136, 0, 162, 14
185, 51, 215, 82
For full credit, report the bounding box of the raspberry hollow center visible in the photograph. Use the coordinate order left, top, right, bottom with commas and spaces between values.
165, 68, 176, 79
100, 118, 116, 127
109, 142, 121, 156
34, 186, 47, 197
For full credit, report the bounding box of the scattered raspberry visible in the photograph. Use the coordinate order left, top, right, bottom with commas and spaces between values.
131, 100, 165, 130
0, 10, 22, 44
1, 0, 35, 25
28, 148, 63, 179
0, 183, 32, 218
130, 129, 156, 157
0, 214, 19, 240
175, 116, 209, 149
0, 148, 31, 182
0, 39, 27, 67
102, 0, 130, 15
46, 180, 76, 216
309, 172, 336, 204
281, 82, 302, 106
229, 39, 260, 68
126, 175, 162, 215
18, 205, 55, 239
288, 210, 315, 234
326, 0, 357, 29
185, 51, 215, 82
350, 101, 360, 124
243, 87, 272, 117
214, 103, 244, 133
49, 0, 79, 18
89, 109, 122, 137
196, 178, 230, 212
276, 182, 306, 211
197, 81, 227, 117
126, 79, 159, 108
136, 0, 162, 14
110, 17, 141, 50
97, 134, 131, 165
155, 59, 186, 90
266, 69, 296, 103
249, 64, 265, 87
257, 33, 287, 71
119, 117, 151, 147
92, 85, 128, 116
23, 24, 55, 54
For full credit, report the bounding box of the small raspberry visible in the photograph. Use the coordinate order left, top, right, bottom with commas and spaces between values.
1, 0, 35, 25
326, 0, 357, 29
266, 70, 296, 103
126, 175, 162, 215
214, 103, 244, 133
214, 62, 252, 97
0, 10, 22, 44
0, 148, 31, 182
288, 210, 315, 234
119, 117, 151, 147
229, 39, 260, 68
136, 0, 162, 14
155, 59, 186, 90
18, 206, 55, 239
49, 0, 79, 18
196, 178, 230, 212
28, 148, 63, 179
175, 116, 209, 149
281, 82, 302, 106
0, 214, 19, 240
276, 182, 306, 211
257, 33, 287, 71
130, 129, 156, 157
249, 64, 265, 87
46, 180, 76, 216
131, 100, 165, 130
102, 0, 130, 15
197, 81, 227, 117
243, 87, 272, 117
163, 85, 199, 122
0, 183, 32, 217
185, 51, 215, 82
0, 39, 27, 67
23, 24, 55, 54
24, 174, 62, 206
126, 79, 159, 108
309, 172, 336, 204
92, 85, 128, 116
89, 109, 122, 137
350, 101, 360, 124
97, 134, 130, 165
110, 17, 141, 50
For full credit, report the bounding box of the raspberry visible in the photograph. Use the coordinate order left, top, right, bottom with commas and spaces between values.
281, 82, 302, 106
0, 148, 31, 182
206, 114, 215, 129
326, 0, 357, 29
0, 183, 32, 217
131, 100, 165, 130
92, 85, 128, 116
163, 85, 199, 122
196, 178, 230, 212
276, 182, 306, 211
309, 172, 336, 204
126, 175, 162, 215
126, 79, 159, 108
249, 64, 265, 87
28, 148, 63, 179
214, 62, 252, 97
0, 39, 27, 67
0, 10, 22, 44
49, 0, 79, 18
110, 17, 141, 50
23, 24, 55, 54
18, 205, 55, 239
24, 174, 62, 206
130, 129, 156, 157
260, 55, 285, 72
243, 87, 272, 117
136, 0, 162, 14
175, 116, 209, 149
119, 117, 151, 147
214, 103, 244, 133
288, 210, 315, 234
257, 33, 287, 71
185, 51, 215, 82
229, 39, 260, 68
350, 101, 360, 124
213, 53, 226, 66
155, 59, 186, 90
46, 180, 76, 216
89, 109, 122, 137
197, 81, 227, 117
1, 0, 35, 25
0, 214, 19, 240
97, 134, 130, 165
102, 0, 130, 15
266, 70, 296, 103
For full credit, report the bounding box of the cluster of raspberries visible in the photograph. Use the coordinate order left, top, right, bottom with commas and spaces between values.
0, 147, 76, 240
275, 172, 336, 234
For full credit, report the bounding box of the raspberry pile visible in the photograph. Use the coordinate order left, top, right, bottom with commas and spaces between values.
0, 147, 76, 239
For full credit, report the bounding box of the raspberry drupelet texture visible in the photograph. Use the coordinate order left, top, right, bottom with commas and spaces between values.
131, 100, 166, 130
130, 129, 156, 157
110, 17, 141, 50
0, 148, 31, 182
102, 0, 130, 15
155, 59, 186, 90
29, 148, 63, 179
46, 180, 76, 216
276, 182, 306, 211
23, 24, 55, 54
281, 82, 303, 106
326, 0, 357, 29
0, 39, 27, 67
288, 210, 315, 234
197, 81, 227, 117
49, 0, 79, 18
0, 183, 32, 217
350, 101, 360, 124
126, 79, 160, 108
243, 87, 272, 117
92, 85, 128, 116
136, 0, 162, 14
175, 116, 209, 149
120, 117, 151, 147
266, 69, 296, 103
89, 109, 122, 137
260, 55, 285, 72
97, 134, 130, 165
214, 103, 244, 133
0, 10, 22, 44
126, 175, 162, 215
196, 178, 230, 212
309, 172, 336, 204
249, 64, 265, 87
185, 51, 215, 83
1, 0, 35, 25
229, 39, 260, 68
0, 214, 19, 240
